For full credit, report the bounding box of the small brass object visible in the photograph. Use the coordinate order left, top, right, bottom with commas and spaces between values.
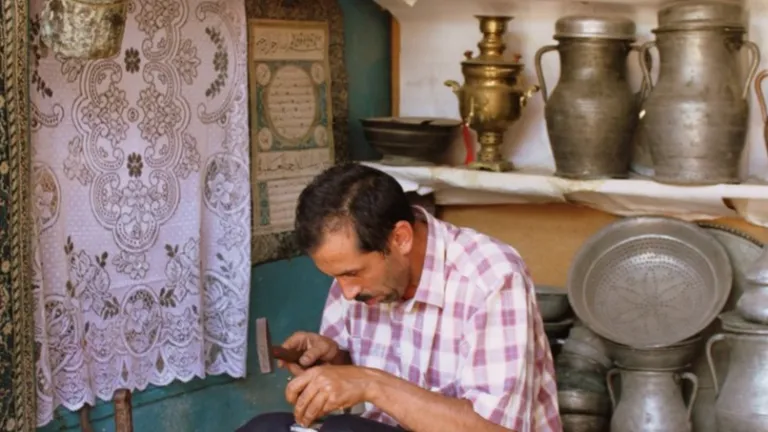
445, 15, 539, 172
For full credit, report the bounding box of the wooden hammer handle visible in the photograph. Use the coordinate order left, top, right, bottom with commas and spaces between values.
271, 345, 323, 369
271, 345, 304, 364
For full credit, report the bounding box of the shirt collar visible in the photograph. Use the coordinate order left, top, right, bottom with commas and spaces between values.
408, 206, 446, 310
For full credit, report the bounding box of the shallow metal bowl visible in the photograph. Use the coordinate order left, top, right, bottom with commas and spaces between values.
567, 216, 732, 348
536, 285, 571, 322
561, 413, 609, 432
360, 117, 460, 166
604, 335, 702, 371
558, 389, 612, 416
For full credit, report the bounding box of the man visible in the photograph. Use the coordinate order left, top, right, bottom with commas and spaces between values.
239, 163, 560, 432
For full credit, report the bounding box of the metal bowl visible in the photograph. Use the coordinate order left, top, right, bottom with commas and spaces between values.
536, 285, 571, 322
558, 389, 612, 416
360, 117, 461, 166
561, 413, 609, 432
604, 335, 702, 371
556, 361, 609, 393
562, 338, 612, 369
567, 216, 732, 348
544, 318, 574, 339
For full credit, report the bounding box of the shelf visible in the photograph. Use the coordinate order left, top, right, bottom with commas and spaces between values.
374, 0, 675, 19
362, 162, 768, 228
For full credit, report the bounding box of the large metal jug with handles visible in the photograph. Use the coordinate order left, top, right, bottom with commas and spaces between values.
534, 15, 639, 180
636, 0, 759, 185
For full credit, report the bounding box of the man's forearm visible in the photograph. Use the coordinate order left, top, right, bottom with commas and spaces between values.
365, 368, 513, 432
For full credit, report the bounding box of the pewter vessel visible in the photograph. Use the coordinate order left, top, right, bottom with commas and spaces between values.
637, 1, 760, 185
535, 15, 638, 179
707, 312, 768, 431
608, 368, 697, 431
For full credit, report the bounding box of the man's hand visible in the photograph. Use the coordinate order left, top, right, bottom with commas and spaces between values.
285, 365, 374, 427
279, 331, 340, 370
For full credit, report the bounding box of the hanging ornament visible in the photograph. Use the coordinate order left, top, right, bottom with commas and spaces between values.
39, 0, 128, 59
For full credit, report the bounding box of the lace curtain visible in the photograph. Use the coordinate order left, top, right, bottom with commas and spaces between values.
29, 0, 252, 425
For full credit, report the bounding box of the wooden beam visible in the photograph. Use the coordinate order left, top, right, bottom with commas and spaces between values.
114, 389, 134, 432
390, 14, 400, 116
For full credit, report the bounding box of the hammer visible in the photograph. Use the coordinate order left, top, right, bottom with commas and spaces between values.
255, 317, 319, 373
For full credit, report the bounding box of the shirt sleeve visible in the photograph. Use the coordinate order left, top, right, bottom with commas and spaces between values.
457, 271, 539, 431
318, 280, 350, 352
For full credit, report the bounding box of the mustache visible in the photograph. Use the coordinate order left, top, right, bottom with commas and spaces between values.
354, 293, 373, 303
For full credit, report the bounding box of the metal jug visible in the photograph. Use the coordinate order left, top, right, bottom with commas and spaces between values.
707, 312, 768, 431
534, 16, 639, 179
637, 1, 759, 185
608, 368, 697, 431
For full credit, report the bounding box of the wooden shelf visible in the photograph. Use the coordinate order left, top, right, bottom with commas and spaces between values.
363, 162, 768, 228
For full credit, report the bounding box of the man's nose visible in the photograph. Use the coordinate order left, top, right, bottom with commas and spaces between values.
339, 283, 362, 301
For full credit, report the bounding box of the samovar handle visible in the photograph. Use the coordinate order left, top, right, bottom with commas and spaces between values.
755, 70, 768, 123
706, 332, 727, 397
741, 41, 761, 100
533, 45, 558, 102
680, 372, 699, 422
520, 85, 541, 109
605, 368, 620, 409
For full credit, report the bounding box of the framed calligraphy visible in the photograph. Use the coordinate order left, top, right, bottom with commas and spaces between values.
246, 0, 348, 264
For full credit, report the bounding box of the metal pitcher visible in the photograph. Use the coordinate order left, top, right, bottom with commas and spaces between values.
534, 16, 638, 179
706, 312, 768, 431
637, 1, 760, 185
608, 368, 698, 431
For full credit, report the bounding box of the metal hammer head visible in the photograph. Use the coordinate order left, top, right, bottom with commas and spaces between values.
255, 317, 275, 374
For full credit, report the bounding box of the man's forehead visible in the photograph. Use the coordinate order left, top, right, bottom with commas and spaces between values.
318, 225, 357, 251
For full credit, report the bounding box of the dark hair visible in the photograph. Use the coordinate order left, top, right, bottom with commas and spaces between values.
295, 162, 415, 254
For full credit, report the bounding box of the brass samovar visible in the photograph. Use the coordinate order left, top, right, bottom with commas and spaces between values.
445, 16, 539, 172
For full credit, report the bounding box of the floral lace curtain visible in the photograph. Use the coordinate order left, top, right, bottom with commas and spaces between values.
29, 0, 251, 425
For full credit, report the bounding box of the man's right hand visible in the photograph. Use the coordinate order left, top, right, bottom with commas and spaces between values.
280, 331, 341, 370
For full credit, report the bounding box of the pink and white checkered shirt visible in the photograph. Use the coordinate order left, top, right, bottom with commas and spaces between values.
319, 207, 561, 431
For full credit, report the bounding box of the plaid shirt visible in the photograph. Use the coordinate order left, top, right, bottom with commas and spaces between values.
319, 207, 561, 431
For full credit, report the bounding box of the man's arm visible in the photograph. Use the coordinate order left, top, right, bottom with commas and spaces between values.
366, 370, 512, 432
367, 272, 543, 432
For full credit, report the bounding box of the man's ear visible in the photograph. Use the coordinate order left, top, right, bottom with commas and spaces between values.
389, 220, 414, 255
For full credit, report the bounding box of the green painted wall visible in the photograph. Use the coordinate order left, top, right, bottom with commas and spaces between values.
38, 1, 390, 430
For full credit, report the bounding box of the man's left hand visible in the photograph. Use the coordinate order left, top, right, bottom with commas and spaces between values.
285, 364, 374, 427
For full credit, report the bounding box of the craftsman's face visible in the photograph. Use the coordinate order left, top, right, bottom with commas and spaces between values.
310, 222, 414, 306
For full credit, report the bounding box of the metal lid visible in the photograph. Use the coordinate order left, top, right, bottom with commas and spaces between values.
720, 311, 768, 335
554, 15, 636, 40
658, 0, 746, 29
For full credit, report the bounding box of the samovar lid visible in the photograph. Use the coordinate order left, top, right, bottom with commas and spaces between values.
554, 15, 636, 41
719, 311, 768, 335
657, 0, 746, 29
